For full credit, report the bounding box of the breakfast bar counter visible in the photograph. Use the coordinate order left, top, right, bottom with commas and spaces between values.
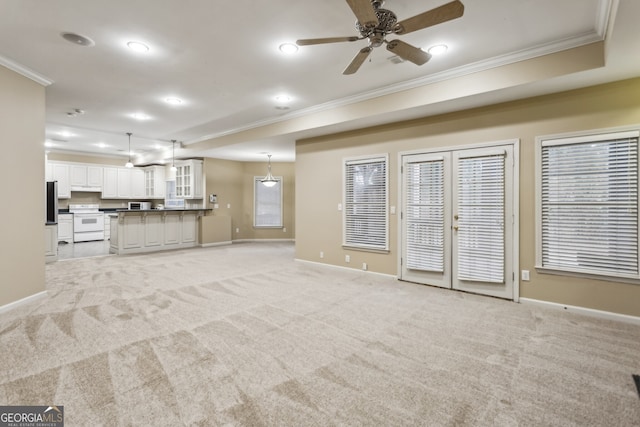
109, 208, 212, 255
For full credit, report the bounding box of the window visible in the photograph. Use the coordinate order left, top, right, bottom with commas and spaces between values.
344, 155, 388, 251
537, 130, 639, 279
254, 177, 283, 228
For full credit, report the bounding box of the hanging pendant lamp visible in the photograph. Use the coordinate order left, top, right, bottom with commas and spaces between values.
170, 140, 178, 172
125, 132, 134, 168
261, 154, 278, 187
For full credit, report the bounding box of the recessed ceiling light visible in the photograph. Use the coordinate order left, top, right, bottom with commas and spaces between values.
61, 32, 95, 47
44, 141, 55, 147
164, 97, 183, 105
274, 95, 291, 103
96, 142, 108, 148
59, 131, 73, 138
130, 112, 151, 121
279, 43, 298, 54
427, 44, 448, 55
127, 41, 149, 53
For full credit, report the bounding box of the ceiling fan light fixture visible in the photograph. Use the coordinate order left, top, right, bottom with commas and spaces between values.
261, 154, 278, 187
61, 32, 95, 47
428, 44, 448, 55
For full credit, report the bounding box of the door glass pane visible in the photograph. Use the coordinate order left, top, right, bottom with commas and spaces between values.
457, 154, 505, 283
406, 160, 444, 271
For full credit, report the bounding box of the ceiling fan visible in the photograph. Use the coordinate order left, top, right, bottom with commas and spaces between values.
296, 0, 464, 75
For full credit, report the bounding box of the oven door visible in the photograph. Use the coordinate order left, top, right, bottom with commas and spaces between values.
74, 213, 104, 233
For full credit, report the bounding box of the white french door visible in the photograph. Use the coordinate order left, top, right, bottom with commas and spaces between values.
400, 144, 516, 300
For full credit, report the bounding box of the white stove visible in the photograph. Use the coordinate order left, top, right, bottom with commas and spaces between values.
69, 204, 105, 242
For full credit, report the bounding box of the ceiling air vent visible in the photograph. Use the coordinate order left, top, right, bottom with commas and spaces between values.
387, 55, 406, 64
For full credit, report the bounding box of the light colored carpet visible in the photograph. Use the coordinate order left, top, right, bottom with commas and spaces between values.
1, 242, 639, 426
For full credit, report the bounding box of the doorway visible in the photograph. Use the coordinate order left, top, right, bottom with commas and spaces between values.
399, 142, 518, 300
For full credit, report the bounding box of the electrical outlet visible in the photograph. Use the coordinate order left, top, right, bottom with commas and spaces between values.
338, 203, 343, 211
521, 270, 530, 281
362, 262, 368, 271
390, 206, 396, 214
235, 228, 239, 233
345, 255, 350, 263
227, 204, 231, 209
320, 251, 324, 259
283, 227, 286, 232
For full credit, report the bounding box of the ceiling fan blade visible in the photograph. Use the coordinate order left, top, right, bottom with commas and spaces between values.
345, 0, 379, 29
394, 0, 464, 35
386, 40, 431, 65
296, 36, 360, 46
343, 47, 373, 75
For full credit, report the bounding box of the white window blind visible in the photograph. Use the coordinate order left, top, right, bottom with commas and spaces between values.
405, 159, 445, 271
541, 135, 639, 276
344, 156, 388, 250
457, 154, 505, 283
254, 177, 283, 228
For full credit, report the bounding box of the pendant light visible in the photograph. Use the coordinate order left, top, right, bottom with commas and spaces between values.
261, 154, 278, 187
170, 140, 177, 172
125, 132, 134, 168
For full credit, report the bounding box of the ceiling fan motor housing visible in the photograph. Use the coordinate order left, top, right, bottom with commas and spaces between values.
355, 8, 397, 38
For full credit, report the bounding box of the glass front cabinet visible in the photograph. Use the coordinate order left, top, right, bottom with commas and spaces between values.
175, 160, 203, 199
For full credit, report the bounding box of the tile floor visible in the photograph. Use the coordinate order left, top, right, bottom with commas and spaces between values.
57, 239, 112, 260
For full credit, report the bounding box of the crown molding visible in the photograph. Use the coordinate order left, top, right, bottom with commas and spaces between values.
0, 54, 52, 86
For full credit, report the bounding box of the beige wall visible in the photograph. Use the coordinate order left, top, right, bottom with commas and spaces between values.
0, 65, 46, 307
201, 158, 295, 242
295, 77, 640, 317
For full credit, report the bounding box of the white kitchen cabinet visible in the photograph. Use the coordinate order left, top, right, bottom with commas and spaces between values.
164, 214, 181, 245
175, 160, 203, 199
102, 167, 118, 198
70, 164, 87, 186
58, 214, 73, 243
144, 166, 166, 199
104, 215, 111, 240
181, 213, 197, 243
122, 215, 143, 249
144, 214, 163, 246
45, 224, 57, 262
52, 163, 70, 198
117, 168, 131, 198
88, 166, 103, 187
131, 168, 145, 199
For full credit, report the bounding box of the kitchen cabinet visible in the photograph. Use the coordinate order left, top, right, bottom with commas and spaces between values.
88, 166, 103, 187
122, 214, 144, 249
70, 164, 103, 187
117, 168, 131, 198
102, 167, 118, 198
45, 224, 57, 262
52, 163, 70, 198
103, 215, 111, 240
58, 213, 73, 243
175, 160, 203, 199
181, 213, 197, 243
131, 168, 145, 199
144, 166, 166, 199
144, 214, 163, 247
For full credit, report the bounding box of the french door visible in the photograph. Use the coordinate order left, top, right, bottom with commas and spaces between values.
400, 144, 516, 300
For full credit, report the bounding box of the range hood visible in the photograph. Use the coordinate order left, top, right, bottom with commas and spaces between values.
70, 185, 102, 193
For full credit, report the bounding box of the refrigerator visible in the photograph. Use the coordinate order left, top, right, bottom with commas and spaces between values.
46, 181, 58, 224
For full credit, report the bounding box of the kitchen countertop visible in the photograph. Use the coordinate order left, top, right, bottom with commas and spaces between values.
112, 208, 213, 213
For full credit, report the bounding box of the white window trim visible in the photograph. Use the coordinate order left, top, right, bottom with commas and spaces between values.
535, 126, 640, 284
343, 154, 389, 252
253, 176, 283, 228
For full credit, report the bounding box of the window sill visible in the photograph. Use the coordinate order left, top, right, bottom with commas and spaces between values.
535, 266, 640, 285
342, 245, 390, 255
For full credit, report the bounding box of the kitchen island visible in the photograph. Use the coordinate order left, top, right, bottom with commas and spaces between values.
109, 208, 212, 255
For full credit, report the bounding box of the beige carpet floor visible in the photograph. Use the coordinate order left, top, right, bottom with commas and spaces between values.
1, 242, 639, 426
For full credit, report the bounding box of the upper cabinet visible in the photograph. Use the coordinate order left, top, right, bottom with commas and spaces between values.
70, 164, 103, 188
52, 163, 70, 198
175, 160, 203, 199
103, 167, 118, 198
144, 166, 166, 199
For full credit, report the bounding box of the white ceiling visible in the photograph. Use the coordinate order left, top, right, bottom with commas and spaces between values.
1, 0, 639, 163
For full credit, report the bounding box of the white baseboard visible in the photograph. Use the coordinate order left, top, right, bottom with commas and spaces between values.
295, 258, 397, 280
200, 241, 232, 248
0, 291, 47, 315
519, 297, 640, 325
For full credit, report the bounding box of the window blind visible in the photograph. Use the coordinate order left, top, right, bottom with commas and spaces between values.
457, 154, 505, 283
405, 159, 445, 271
541, 136, 639, 275
254, 177, 283, 228
344, 156, 388, 250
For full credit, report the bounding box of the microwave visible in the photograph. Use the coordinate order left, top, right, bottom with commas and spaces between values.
128, 202, 151, 210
